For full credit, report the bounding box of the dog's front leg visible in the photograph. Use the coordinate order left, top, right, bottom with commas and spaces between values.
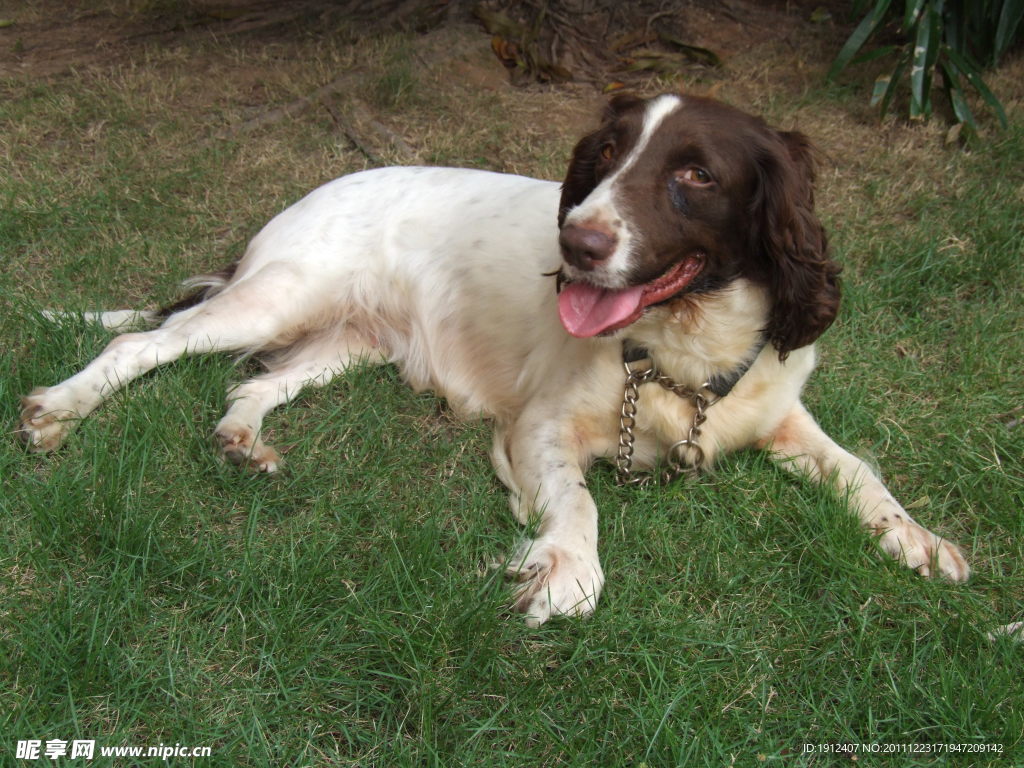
498, 408, 607, 627
761, 403, 969, 580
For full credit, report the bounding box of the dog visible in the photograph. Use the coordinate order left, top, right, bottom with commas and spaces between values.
18, 93, 969, 626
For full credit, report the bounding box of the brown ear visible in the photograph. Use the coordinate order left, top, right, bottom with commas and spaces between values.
558, 94, 645, 227
753, 130, 841, 358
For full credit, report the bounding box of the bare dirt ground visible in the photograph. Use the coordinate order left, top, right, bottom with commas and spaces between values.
0, 1, 840, 81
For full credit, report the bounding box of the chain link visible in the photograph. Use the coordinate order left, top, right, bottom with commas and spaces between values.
615, 359, 717, 486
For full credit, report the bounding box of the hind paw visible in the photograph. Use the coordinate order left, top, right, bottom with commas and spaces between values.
18, 388, 79, 452
215, 423, 281, 473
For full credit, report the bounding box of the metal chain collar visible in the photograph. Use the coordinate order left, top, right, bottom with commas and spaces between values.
615, 358, 718, 486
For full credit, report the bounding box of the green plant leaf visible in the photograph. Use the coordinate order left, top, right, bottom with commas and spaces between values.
875, 55, 909, 116
994, 0, 1024, 62
851, 44, 898, 67
909, 7, 936, 118
939, 59, 977, 131
924, 8, 942, 71
827, 0, 893, 80
871, 74, 892, 107
833, 0, 1019, 130
903, 0, 927, 29
945, 46, 1009, 127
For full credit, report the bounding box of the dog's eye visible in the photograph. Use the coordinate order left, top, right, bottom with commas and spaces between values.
677, 167, 714, 186
599, 143, 615, 162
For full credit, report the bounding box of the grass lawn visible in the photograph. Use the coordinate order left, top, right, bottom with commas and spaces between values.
2, 6, 1022, 766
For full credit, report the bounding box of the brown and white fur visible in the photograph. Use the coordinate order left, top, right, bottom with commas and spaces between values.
18, 94, 968, 626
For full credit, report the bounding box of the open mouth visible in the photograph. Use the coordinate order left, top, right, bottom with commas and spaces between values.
556, 255, 705, 338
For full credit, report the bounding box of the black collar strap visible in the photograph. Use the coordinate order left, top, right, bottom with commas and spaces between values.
622, 336, 768, 398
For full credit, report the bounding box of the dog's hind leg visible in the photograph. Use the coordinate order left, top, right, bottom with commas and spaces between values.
18, 264, 326, 452
214, 332, 381, 472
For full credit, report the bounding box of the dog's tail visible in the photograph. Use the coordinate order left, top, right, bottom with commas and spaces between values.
41, 264, 239, 331
41, 309, 161, 330
156, 267, 235, 318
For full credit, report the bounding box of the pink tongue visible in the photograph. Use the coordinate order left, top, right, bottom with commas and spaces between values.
558, 281, 645, 338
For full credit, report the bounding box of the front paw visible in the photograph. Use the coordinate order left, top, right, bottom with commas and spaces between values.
873, 514, 970, 582
18, 387, 79, 452
507, 538, 604, 627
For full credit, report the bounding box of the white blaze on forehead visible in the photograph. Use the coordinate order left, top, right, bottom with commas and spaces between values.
563, 94, 683, 287
615, 93, 682, 179
573, 94, 683, 208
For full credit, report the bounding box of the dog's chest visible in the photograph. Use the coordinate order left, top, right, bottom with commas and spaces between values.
626, 384, 709, 468
570, 372, 710, 473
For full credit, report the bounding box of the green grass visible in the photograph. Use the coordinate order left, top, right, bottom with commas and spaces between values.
2, 25, 1023, 768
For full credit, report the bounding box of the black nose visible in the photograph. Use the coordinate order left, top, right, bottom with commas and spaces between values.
559, 224, 617, 270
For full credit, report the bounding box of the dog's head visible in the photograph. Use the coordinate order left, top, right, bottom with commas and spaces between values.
556, 93, 840, 357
